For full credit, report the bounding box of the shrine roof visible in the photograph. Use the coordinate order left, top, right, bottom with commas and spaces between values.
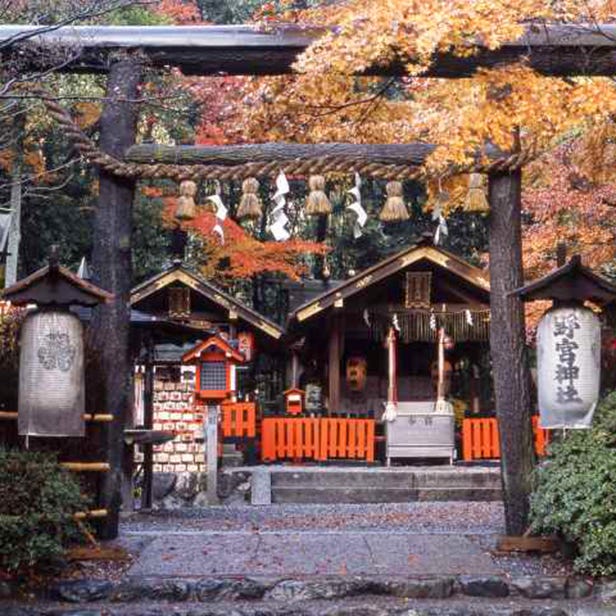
182, 334, 245, 364
2, 261, 113, 307
289, 236, 490, 324
130, 262, 284, 341
513, 255, 616, 304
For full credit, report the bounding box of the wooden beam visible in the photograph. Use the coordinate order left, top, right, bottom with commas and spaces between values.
3, 24, 616, 77
125, 143, 437, 167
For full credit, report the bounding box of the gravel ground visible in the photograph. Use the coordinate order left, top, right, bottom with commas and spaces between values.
120, 502, 506, 534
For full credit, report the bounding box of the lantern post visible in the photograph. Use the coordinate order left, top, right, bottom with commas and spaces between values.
182, 335, 246, 505
514, 255, 616, 429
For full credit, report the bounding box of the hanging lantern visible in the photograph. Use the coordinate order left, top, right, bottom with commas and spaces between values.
464, 173, 489, 213
3, 248, 112, 438
175, 180, 197, 221
305, 174, 332, 216
236, 177, 262, 220
19, 310, 85, 437
536, 305, 601, 428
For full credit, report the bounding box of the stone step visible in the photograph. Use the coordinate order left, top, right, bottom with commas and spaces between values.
16, 573, 600, 614
270, 469, 501, 490
271, 486, 502, 504
8, 597, 604, 616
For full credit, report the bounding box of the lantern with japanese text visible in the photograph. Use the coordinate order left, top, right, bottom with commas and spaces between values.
536, 306, 600, 428
2, 249, 112, 437
515, 254, 616, 429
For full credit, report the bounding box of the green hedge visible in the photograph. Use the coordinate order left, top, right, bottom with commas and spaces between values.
0, 449, 86, 574
530, 391, 616, 576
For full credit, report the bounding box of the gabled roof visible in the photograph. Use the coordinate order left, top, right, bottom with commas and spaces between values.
3, 262, 113, 307
290, 238, 490, 324
130, 263, 284, 340
514, 255, 616, 304
182, 334, 245, 364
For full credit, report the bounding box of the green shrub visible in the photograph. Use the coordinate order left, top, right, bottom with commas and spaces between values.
0, 449, 86, 575
529, 391, 616, 576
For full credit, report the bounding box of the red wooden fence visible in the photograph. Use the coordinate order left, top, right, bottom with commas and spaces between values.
261, 417, 375, 462
462, 416, 549, 461
221, 402, 256, 438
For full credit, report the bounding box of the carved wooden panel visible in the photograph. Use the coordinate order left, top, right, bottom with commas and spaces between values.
168, 286, 191, 319
405, 271, 432, 309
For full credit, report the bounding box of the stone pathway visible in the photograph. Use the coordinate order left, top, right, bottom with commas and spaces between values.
120, 502, 568, 579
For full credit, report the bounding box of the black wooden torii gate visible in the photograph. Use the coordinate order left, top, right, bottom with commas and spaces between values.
3, 22, 615, 539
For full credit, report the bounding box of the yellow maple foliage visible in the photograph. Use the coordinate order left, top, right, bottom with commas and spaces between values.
244, 1, 616, 191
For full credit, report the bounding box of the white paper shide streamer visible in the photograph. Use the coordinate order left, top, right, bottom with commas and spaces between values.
347, 173, 367, 239
432, 202, 448, 245
268, 171, 291, 241
206, 193, 228, 244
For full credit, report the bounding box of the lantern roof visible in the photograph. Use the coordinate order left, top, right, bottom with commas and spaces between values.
181, 334, 246, 364
2, 249, 113, 307
513, 255, 616, 304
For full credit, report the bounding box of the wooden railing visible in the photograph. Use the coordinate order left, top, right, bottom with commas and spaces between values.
221, 402, 256, 438
462, 416, 549, 461
319, 418, 375, 462
261, 417, 375, 463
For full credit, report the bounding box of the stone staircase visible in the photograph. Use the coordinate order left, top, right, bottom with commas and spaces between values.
268, 466, 502, 504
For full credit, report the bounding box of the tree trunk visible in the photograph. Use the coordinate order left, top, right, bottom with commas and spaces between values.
488, 169, 535, 536
89, 58, 141, 540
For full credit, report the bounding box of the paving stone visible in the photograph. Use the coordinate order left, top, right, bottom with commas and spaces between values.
599, 580, 616, 602
458, 575, 509, 598
265, 579, 361, 602
52, 580, 113, 603
387, 577, 454, 599
111, 578, 191, 602
152, 473, 177, 500
194, 578, 268, 601
251, 467, 272, 505
566, 577, 594, 599
512, 576, 567, 599
0, 580, 17, 599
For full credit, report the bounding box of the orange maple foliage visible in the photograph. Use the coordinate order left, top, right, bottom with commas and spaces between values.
518, 144, 616, 331
162, 197, 328, 282
155, 0, 201, 24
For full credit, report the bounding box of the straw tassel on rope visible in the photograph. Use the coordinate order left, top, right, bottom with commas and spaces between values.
237, 177, 262, 220
305, 174, 331, 216
379, 181, 409, 222
174, 180, 197, 220
464, 173, 489, 213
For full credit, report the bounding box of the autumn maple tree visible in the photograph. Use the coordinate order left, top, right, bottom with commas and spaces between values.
155, 188, 328, 284
232, 0, 616, 538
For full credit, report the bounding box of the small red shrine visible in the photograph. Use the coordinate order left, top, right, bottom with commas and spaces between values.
182, 335, 246, 401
